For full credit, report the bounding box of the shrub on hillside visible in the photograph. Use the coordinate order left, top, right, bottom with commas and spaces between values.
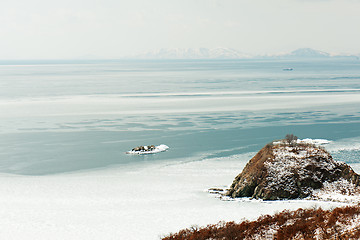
162, 204, 360, 240
285, 134, 298, 145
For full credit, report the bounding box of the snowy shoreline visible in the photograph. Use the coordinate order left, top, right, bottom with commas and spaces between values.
0, 152, 356, 240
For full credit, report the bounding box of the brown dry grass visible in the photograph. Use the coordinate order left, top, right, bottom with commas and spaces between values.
162, 204, 360, 240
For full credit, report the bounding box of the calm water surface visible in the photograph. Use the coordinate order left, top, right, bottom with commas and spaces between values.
1, 59, 360, 175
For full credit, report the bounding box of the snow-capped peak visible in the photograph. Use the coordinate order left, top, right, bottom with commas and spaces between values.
289, 48, 330, 57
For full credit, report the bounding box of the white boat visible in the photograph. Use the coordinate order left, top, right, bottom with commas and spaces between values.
283, 68, 293, 71
126, 144, 169, 155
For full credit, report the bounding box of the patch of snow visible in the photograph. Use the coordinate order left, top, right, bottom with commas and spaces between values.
272, 141, 282, 145
265, 145, 334, 192
327, 137, 360, 152
297, 138, 332, 146
251, 225, 277, 240
310, 179, 360, 204
342, 214, 360, 232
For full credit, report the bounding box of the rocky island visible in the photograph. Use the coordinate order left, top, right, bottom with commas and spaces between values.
125, 144, 169, 155
227, 135, 360, 201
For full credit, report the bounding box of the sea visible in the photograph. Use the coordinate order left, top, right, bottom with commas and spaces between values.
1, 58, 360, 239
1, 58, 360, 175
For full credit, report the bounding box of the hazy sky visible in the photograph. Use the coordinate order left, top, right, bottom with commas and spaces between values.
1, 0, 360, 59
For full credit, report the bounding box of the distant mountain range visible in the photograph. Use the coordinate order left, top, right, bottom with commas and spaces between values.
270, 48, 330, 58
129, 48, 359, 60
130, 48, 252, 59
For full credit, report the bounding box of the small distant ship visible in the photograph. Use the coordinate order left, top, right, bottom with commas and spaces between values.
283, 68, 293, 71
126, 144, 169, 155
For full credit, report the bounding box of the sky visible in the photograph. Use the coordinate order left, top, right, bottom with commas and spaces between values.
1, 0, 360, 59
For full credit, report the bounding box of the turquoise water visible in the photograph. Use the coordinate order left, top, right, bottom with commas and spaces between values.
1, 59, 360, 175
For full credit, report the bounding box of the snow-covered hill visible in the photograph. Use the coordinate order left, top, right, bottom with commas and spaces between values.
263, 48, 358, 59
130, 48, 253, 59
288, 48, 330, 58
274, 48, 330, 58
227, 138, 360, 201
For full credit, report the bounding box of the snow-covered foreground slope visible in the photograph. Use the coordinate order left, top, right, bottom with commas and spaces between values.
0, 153, 349, 240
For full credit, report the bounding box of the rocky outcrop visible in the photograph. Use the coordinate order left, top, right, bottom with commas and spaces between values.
132, 145, 156, 152
227, 140, 360, 200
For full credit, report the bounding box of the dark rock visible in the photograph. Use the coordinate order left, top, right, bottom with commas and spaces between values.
226, 140, 360, 200
132, 145, 155, 152
208, 188, 225, 194
132, 147, 141, 151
